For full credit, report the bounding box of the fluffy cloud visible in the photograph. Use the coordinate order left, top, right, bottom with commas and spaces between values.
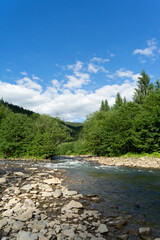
116, 68, 140, 81
88, 63, 99, 73
32, 74, 40, 80
16, 77, 42, 91
0, 76, 137, 122
133, 38, 159, 62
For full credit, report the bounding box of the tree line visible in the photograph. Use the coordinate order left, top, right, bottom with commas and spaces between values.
1, 70, 160, 158
56, 70, 160, 156
0, 100, 72, 159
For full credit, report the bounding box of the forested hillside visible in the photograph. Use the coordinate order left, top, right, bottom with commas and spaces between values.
1, 70, 160, 158
56, 70, 160, 156
0, 100, 72, 159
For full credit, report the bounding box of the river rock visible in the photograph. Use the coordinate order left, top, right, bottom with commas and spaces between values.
97, 224, 108, 233
42, 192, 52, 197
0, 219, 7, 228
24, 199, 35, 208
21, 184, 33, 191
63, 228, 75, 238
14, 172, 25, 177
43, 177, 61, 185
108, 216, 127, 229
0, 177, 6, 184
53, 189, 62, 198
17, 231, 38, 240
139, 227, 152, 237
16, 208, 35, 221
12, 221, 24, 232
61, 200, 83, 212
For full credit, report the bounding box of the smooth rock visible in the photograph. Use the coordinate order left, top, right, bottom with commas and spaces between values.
108, 216, 127, 229
139, 227, 152, 236
0, 219, 7, 228
43, 177, 61, 185
63, 229, 75, 238
97, 224, 108, 233
42, 192, 52, 197
0, 177, 6, 184
62, 200, 83, 212
53, 189, 62, 198
24, 199, 35, 208
17, 231, 38, 240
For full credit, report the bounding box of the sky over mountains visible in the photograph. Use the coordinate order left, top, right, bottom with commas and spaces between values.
1, 0, 160, 121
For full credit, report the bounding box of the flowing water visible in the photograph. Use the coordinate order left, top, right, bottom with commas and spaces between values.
1, 157, 160, 236
39, 157, 160, 235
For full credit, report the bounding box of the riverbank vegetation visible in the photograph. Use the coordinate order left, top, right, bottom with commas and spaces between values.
1, 70, 160, 159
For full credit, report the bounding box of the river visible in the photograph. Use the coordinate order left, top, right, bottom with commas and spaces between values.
1, 157, 160, 236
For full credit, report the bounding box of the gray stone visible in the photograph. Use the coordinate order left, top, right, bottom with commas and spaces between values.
97, 224, 108, 233
41, 192, 52, 197
16, 208, 35, 221
53, 189, 62, 198
12, 221, 24, 231
63, 229, 75, 238
139, 227, 152, 236
2, 209, 13, 217
17, 231, 38, 240
43, 177, 61, 185
61, 200, 83, 212
0, 177, 6, 184
14, 172, 25, 177
108, 216, 127, 229
21, 184, 33, 191
24, 199, 35, 208
0, 219, 7, 228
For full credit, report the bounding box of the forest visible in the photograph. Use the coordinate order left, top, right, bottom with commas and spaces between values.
0, 70, 160, 159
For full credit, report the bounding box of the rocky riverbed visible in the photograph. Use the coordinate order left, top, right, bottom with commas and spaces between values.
0, 161, 159, 240
71, 156, 160, 170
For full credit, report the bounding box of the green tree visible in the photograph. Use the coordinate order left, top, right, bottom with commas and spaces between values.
100, 99, 110, 111
133, 70, 154, 104
113, 92, 123, 110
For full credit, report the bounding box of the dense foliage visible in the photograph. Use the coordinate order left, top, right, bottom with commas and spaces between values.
0, 100, 71, 158
56, 70, 160, 156
1, 70, 160, 158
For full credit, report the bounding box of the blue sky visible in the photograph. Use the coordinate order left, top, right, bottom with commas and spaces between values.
1, 0, 160, 121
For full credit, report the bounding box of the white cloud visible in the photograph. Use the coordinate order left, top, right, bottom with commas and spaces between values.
133, 38, 159, 62
88, 63, 99, 73
0, 75, 137, 121
116, 68, 140, 81
64, 72, 90, 90
6, 68, 12, 72
20, 71, 28, 76
32, 74, 40, 80
16, 77, 42, 91
67, 61, 83, 72
91, 57, 110, 63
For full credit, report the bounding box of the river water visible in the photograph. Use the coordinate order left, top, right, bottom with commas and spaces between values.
1, 157, 160, 236
37, 157, 160, 236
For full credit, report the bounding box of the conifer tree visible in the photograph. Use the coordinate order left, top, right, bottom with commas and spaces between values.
133, 70, 154, 104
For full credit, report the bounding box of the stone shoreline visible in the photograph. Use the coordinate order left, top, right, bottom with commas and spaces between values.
0, 161, 159, 240
69, 155, 160, 170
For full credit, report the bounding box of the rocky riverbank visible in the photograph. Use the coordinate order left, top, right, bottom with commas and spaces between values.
0, 161, 159, 240
71, 155, 160, 170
